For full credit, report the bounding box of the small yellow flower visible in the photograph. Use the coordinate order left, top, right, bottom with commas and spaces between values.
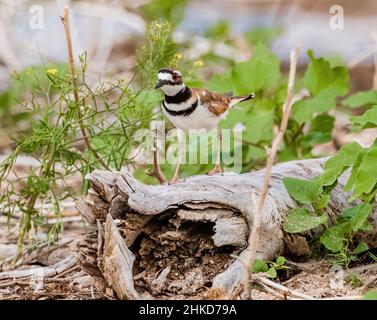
46, 68, 58, 76
174, 53, 182, 60
193, 60, 204, 68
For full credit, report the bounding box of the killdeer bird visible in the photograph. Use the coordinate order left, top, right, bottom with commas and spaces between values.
155, 67, 254, 184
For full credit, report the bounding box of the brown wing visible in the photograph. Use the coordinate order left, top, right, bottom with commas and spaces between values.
192, 89, 231, 116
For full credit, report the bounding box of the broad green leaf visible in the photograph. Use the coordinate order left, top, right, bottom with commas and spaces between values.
278, 145, 298, 162
283, 208, 327, 233
344, 149, 367, 192
363, 290, 377, 300
353, 242, 369, 254
310, 114, 335, 134
340, 206, 362, 219
207, 44, 280, 94
352, 147, 377, 199
231, 43, 280, 93
342, 90, 377, 108
244, 145, 267, 162
276, 256, 286, 266
292, 51, 349, 122
219, 98, 275, 144
373, 137, 377, 148
320, 222, 351, 252
283, 177, 322, 204
301, 132, 332, 148
340, 206, 374, 231
350, 105, 377, 128
244, 109, 275, 144
314, 194, 330, 210
252, 259, 269, 273
207, 70, 233, 93
360, 222, 374, 232
349, 203, 373, 232
325, 54, 345, 68
266, 267, 277, 279
304, 50, 348, 96
319, 142, 362, 186
293, 87, 339, 123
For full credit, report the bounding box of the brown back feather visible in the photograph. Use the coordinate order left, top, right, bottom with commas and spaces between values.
192, 89, 231, 116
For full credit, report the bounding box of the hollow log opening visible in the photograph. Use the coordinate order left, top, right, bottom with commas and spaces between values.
128, 207, 247, 297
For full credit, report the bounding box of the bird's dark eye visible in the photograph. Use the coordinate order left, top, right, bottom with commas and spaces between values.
172, 73, 180, 81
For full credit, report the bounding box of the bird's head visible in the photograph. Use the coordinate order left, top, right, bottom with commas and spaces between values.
155, 68, 184, 96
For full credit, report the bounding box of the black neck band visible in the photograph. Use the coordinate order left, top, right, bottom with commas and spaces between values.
162, 100, 198, 117
164, 87, 191, 104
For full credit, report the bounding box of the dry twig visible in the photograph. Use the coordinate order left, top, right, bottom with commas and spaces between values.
60, 6, 109, 170
242, 45, 301, 299
255, 276, 314, 300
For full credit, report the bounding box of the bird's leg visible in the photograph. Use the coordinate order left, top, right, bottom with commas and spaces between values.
169, 129, 184, 184
145, 123, 167, 184
151, 146, 167, 184
208, 127, 223, 175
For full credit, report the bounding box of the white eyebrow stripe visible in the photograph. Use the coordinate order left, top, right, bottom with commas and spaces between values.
158, 73, 173, 81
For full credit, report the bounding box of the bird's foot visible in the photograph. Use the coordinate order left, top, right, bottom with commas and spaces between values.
207, 164, 223, 176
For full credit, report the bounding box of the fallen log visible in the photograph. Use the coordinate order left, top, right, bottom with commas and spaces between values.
76, 157, 377, 299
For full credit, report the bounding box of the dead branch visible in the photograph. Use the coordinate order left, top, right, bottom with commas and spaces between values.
0, 253, 78, 280
255, 276, 314, 300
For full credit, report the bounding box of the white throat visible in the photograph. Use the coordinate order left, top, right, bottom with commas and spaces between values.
162, 83, 185, 96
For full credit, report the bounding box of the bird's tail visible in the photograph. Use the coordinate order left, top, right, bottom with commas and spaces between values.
229, 93, 255, 107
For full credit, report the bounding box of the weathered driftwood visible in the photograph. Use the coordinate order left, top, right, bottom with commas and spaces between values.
76, 157, 377, 299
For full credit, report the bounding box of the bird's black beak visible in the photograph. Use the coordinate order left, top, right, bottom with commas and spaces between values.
154, 80, 164, 89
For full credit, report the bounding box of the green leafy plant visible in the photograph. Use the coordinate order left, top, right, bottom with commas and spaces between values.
0, 21, 184, 254
252, 256, 289, 279
283, 98, 377, 267
205, 48, 349, 169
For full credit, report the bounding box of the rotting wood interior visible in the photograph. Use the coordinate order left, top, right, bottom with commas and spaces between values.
122, 204, 248, 297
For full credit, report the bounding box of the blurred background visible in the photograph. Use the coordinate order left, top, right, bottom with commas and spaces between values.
1, 0, 377, 152
1, 0, 377, 86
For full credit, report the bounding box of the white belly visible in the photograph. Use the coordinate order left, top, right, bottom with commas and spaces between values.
163, 103, 226, 131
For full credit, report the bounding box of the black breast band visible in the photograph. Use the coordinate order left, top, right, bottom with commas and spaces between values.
162, 100, 198, 117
